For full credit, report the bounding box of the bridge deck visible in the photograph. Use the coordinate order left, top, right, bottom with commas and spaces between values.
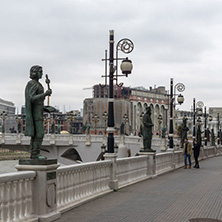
55, 156, 222, 222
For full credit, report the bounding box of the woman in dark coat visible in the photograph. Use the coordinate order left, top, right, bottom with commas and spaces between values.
193, 139, 200, 168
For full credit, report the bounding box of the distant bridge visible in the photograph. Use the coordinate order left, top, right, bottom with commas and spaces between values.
0, 133, 166, 164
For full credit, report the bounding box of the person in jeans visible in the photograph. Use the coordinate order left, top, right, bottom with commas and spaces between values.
193, 139, 200, 168
182, 138, 192, 169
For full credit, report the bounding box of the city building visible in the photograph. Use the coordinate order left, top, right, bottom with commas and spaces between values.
0, 98, 16, 133
83, 84, 169, 135
0, 98, 15, 114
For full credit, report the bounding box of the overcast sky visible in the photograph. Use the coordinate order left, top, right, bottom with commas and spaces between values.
1, 0, 222, 113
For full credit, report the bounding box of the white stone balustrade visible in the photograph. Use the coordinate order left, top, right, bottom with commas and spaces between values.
156, 152, 174, 175
0, 171, 36, 222
57, 160, 112, 212
116, 156, 149, 188
174, 150, 185, 169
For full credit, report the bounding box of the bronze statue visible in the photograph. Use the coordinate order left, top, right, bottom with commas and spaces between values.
210, 129, 215, 146
120, 122, 125, 135
161, 126, 166, 138
18, 121, 22, 134
25, 65, 52, 159
141, 106, 155, 152
86, 123, 91, 135
51, 121, 55, 134
206, 128, 210, 141
181, 117, 189, 146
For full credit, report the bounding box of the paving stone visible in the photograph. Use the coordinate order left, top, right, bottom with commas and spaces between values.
55, 156, 222, 222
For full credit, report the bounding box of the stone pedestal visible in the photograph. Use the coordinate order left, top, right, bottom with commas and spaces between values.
140, 135, 144, 151
50, 134, 56, 145
16, 159, 61, 222
1, 133, 5, 144
85, 134, 91, 146
117, 135, 128, 158
16, 133, 22, 144
160, 138, 167, 152
138, 152, 156, 177
104, 153, 118, 191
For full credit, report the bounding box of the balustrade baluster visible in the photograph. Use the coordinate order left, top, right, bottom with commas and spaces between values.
26, 179, 33, 218
1, 183, 8, 222
8, 181, 14, 221
0, 183, 4, 221
19, 180, 26, 221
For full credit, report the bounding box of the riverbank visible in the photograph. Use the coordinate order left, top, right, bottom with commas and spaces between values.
0, 151, 29, 161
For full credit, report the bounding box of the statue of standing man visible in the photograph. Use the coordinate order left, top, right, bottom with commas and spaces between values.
181, 117, 189, 147
141, 106, 155, 152
25, 65, 52, 159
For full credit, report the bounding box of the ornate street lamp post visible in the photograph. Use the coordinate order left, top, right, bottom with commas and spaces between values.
102, 30, 134, 153
45, 115, 52, 134
217, 113, 220, 145
192, 99, 204, 145
67, 114, 75, 134
102, 111, 108, 135
169, 78, 185, 149
92, 114, 99, 135
0, 111, 7, 134
123, 114, 129, 135
157, 114, 162, 137
16, 115, 23, 134
56, 116, 61, 134
204, 107, 212, 146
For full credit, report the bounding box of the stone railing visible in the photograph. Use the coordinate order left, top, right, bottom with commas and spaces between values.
156, 152, 175, 175
0, 145, 221, 222
0, 171, 36, 222
57, 161, 112, 213
116, 156, 149, 188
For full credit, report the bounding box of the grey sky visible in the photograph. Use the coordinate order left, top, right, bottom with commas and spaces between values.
1, 0, 222, 112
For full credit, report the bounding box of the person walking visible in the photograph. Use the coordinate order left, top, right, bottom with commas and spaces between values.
182, 138, 192, 169
193, 139, 200, 168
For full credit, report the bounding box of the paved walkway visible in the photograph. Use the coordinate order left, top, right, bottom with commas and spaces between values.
55, 156, 222, 222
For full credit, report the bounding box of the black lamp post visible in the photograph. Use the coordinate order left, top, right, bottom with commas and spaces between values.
102, 111, 108, 135
67, 114, 75, 134
16, 115, 23, 134
169, 78, 185, 149
157, 114, 163, 137
123, 114, 129, 135
103, 30, 134, 153
92, 114, 99, 135
56, 115, 62, 134
204, 107, 212, 146
217, 113, 220, 145
192, 99, 204, 145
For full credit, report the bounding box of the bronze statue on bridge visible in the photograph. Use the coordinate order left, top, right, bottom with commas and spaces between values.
25, 65, 55, 159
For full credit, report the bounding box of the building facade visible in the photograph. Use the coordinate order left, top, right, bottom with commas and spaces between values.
0, 98, 16, 133
83, 85, 169, 136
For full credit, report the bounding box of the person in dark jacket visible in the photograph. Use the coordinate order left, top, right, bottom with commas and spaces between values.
193, 139, 200, 168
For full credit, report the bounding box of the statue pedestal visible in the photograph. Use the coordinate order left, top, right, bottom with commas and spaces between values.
117, 135, 128, 158
104, 153, 118, 191
138, 152, 156, 177
160, 138, 167, 152
85, 134, 91, 146
16, 159, 61, 222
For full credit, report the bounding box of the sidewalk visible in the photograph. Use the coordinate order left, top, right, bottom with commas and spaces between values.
55, 156, 222, 222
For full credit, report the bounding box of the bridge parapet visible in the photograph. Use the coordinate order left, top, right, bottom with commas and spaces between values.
1, 145, 221, 222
